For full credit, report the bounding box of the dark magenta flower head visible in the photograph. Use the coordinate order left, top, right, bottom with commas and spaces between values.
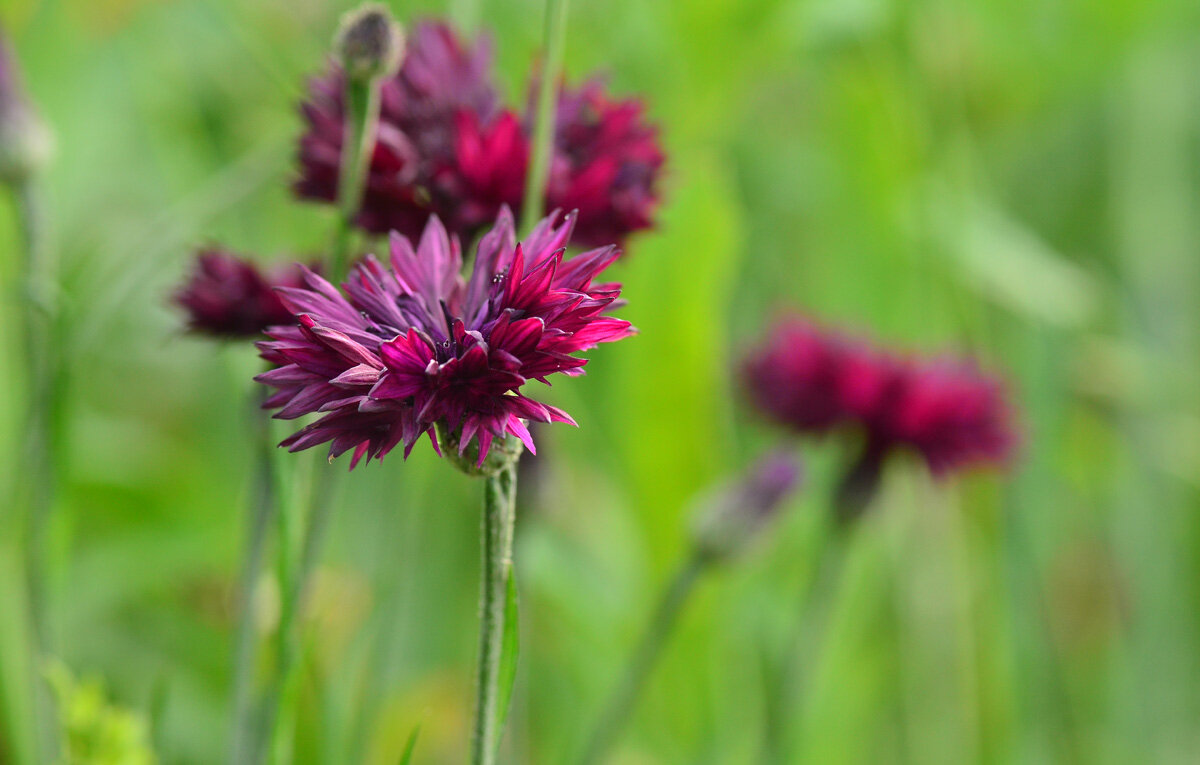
742, 314, 1016, 521
542, 78, 665, 247
255, 208, 634, 470
174, 250, 310, 339
691, 451, 803, 562
742, 319, 872, 434
295, 19, 508, 241
433, 110, 529, 237
880, 358, 1015, 477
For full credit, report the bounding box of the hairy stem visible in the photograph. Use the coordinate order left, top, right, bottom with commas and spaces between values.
331, 74, 380, 281
578, 554, 706, 765
470, 462, 518, 765
520, 0, 570, 234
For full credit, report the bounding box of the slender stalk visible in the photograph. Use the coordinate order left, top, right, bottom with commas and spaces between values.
519, 0, 570, 234
229, 389, 280, 765
577, 554, 706, 765
16, 179, 54, 651
258, 464, 338, 764
760, 526, 848, 764
14, 177, 60, 764
470, 462, 518, 765
345, 478, 415, 763
330, 74, 379, 281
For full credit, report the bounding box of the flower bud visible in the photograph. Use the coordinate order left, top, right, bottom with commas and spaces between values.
691, 452, 802, 563
0, 30, 52, 185
335, 4, 405, 83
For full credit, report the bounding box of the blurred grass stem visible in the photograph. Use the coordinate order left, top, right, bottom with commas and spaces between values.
229, 387, 280, 765
578, 553, 706, 765
520, 0, 570, 235
14, 177, 60, 763
260, 462, 338, 764
760, 525, 849, 763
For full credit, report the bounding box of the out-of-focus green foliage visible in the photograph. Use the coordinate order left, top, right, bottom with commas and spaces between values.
1, 0, 1199, 762
46, 662, 155, 765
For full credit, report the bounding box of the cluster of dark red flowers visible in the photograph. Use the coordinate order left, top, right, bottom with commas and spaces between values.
294, 20, 664, 247
743, 315, 1015, 511
255, 208, 633, 468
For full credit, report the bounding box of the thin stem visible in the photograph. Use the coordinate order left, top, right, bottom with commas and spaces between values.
257, 464, 339, 764
330, 74, 380, 281
14, 177, 60, 764
470, 462, 518, 765
17, 179, 54, 651
519, 0, 570, 235
229, 390, 280, 765
578, 554, 707, 765
760, 525, 848, 764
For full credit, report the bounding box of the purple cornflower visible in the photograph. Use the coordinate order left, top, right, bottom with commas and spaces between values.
256, 208, 634, 469
174, 251, 311, 339
541, 78, 664, 247
296, 20, 665, 249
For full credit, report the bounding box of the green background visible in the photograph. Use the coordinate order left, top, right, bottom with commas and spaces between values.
2, 0, 1199, 761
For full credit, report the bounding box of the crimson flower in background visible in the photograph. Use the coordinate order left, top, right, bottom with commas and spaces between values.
541, 78, 664, 247
296, 20, 664, 248
174, 251, 311, 339
743, 315, 1015, 520
255, 208, 633, 469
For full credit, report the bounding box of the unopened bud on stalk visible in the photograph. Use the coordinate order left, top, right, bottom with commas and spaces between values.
335, 4, 405, 83
0, 30, 52, 186
691, 452, 802, 563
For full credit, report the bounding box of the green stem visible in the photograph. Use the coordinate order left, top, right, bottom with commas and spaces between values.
577, 554, 707, 765
520, 0, 570, 235
470, 462, 518, 765
229, 391, 279, 765
330, 74, 380, 282
760, 526, 848, 764
14, 177, 59, 764
17, 179, 54, 650
257, 464, 338, 763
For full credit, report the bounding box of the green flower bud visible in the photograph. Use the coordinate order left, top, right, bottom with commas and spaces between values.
335, 3, 405, 83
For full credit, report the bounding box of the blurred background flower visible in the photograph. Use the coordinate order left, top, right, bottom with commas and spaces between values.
173, 250, 312, 338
